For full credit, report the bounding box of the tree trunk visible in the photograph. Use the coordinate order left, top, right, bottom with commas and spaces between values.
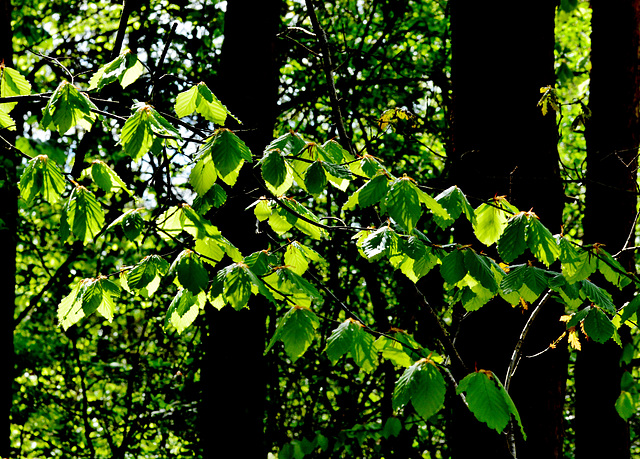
577, 2, 640, 457
199, 1, 281, 458
449, 1, 567, 457
0, 0, 15, 455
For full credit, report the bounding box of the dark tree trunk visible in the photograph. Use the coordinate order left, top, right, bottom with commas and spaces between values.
577, 2, 640, 458
449, 1, 567, 457
199, 1, 281, 458
0, 0, 15, 455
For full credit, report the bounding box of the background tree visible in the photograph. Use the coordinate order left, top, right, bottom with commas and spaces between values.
449, 0, 566, 456
0, 0, 15, 455
199, 0, 282, 457
577, 1, 640, 457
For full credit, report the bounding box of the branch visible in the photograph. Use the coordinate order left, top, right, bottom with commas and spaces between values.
304, 0, 353, 155
414, 285, 468, 373
111, 0, 136, 59
504, 289, 553, 391
70, 335, 96, 458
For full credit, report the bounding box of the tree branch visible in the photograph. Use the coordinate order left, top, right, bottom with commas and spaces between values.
304, 0, 353, 155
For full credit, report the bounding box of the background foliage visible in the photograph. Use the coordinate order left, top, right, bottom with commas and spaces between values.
4, 1, 640, 458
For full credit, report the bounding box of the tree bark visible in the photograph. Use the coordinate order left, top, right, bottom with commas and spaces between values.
449, 1, 567, 457
0, 0, 15, 455
199, 1, 281, 458
577, 2, 640, 457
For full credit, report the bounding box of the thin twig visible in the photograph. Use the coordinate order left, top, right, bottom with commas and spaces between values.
613, 208, 640, 258
504, 289, 553, 391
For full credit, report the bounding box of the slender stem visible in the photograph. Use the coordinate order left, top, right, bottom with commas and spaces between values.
504, 289, 552, 391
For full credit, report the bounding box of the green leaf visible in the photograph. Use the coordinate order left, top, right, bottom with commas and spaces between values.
457, 371, 511, 435
497, 213, 528, 263
580, 279, 615, 313
212, 263, 274, 310
374, 336, 413, 368
559, 238, 596, 282
244, 250, 278, 276
199, 129, 252, 186
261, 149, 291, 195
620, 295, 640, 323
304, 161, 328, 195
325, 320, 357, 364
58, 277, 120, 330
464, 249, 498, 292
284, 241, 324, 275
126, 255, 169, 297
583, 307, 615, 343
81, 276, 120, 322
274, 267, 322, 302
277, 198, 327, 240
121, 102, 181, 160
18, 154, 66, 204
393, 359, 446, 420
88, 50, 146, 91
593, 246, 632, 289
415, 186, 451, 225
0, 65, 32, 114
0, 106, 14, 130
166, 289, 206, 334
57, 282, 85, 330
119, 209, 144, 240
440, 249, 466, 285
500, 264, 550, 303
322, 161, 352, 190
41, 81, 98, 134
325, 319, 377, 372
526, 216, 560, 267
170, 250, 209, 295
64, 186, 105, 244
189, 150, 217, 195
435, 186, 475, 227
193, 183, 227, 213
359, 226, 399, 261
175, 82, 235, 124
156, 204, 220, 241
216, 264, 252, 310
266, 131, 306, 157
381, 417, 403, 439
266, 306, 320, 361
343, 173, 389, 211
385, 177, 422, 232
615, 391, 636, 420
196, 234, 242, 266
473, 200, 511, 246
90, 160, 133, 195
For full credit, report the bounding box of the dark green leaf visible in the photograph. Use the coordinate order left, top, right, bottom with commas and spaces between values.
304, 161, 328, 195
170, 250, 209, 295
440, 249, 466, 285
457, 371, 511, 434
497, 213, 528, 263
266, 306, 320, 361
385, 177, 422, 232
464, 249, 498, 292
393, 360, 446, 420
583, 307, 615, 343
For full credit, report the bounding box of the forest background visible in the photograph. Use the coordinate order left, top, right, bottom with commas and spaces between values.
2, 0, 640, 458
